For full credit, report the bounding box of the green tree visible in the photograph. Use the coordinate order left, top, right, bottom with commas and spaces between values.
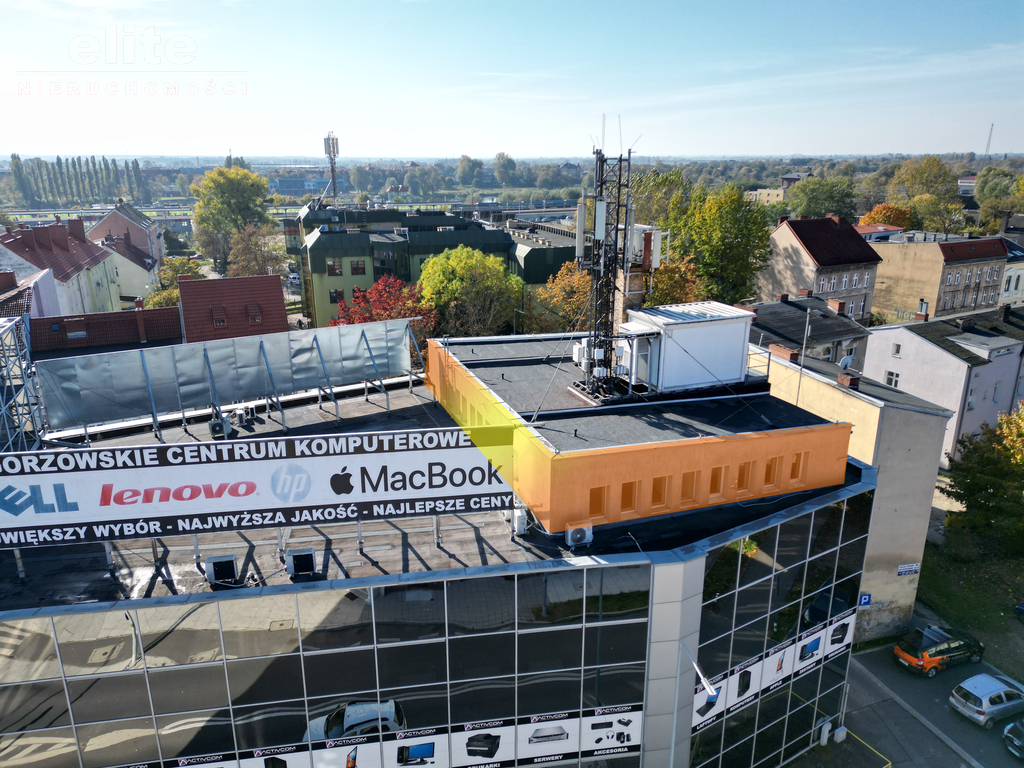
672, 184, 771, 305
859, 203, 913, 229
8, 153, 35, 207
887, 156, 958, 205
494, 152, 517, 185
191, 166, 273, 274
909, 194, 966, 234
761, 200, 791, 228
162, 227, 191, 255
974, 166, 1017, 204
144, 256, 206, 308
536, 262, 591, 331
456, 155, 483, 186
419, 246, 523, 337
124, 160, 136, 200
785, 177, 857, 221
645, 259, 704, 307
176, 173, 191, 197
227, 223, 283, 277
349, 166, 372, 192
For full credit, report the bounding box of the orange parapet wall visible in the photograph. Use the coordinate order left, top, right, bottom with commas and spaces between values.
426, 340, 852, 534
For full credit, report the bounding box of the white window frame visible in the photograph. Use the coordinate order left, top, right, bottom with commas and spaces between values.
864, 273, 871, 288
852, 273, 859, 288
841, 274, 849, 290
829, 276, 837, 292
819, 277, 827, 293
955, 271, 961, 285
946, 272, 954, 286
885, 370, 900, 388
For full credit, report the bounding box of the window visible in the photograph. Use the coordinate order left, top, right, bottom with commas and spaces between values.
589, 486, 608, 518
651, 476, 669, 508
891, 343, 901, 356
764, 456, 782, 489
350, 260, 366, 275
972, 290, 978, 305
1007, 277, 1013, 292
214, 319, 226, 327
946, 272, 954, 286
967, 389, 975, 410
942, 295, 950, 310
852, 273, 859, 288
249, 315, 261, 324
966, 269, 972, 282
918, 299, 929, 314
975, 269, 981, 283
329, 289, 342, 304
885, 370, 899, 388
864, 273, 871, 287
789, 452, 808, 485
709, 466, 727, 498
986, 267, 992, 280
1017, 275, 1022, 291
737, 461, 754, 494
994, 267, 1000, 279
841, 274, 848, 290
819, 277, 827, 293
50, 323, 60, 332
828, 276, 836, 292
993, 383, 999, 404
859, 298, 865, 315
620, 481, 638, 514
680, 471, 699, 504
326, 261, 343, 276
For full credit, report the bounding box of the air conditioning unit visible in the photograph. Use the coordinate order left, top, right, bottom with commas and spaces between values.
208, 419, 228, 439
513, 508, 529, 536
285, 548, 317, 576
205, 555, 237, 585
331, 216, 339, 222
232, 407, 247, 426
243, 405, 258, 422
565, 526, 593, 548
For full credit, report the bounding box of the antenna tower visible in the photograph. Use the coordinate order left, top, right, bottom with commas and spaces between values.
984, 123, 994, 157
324, 132, 339, 201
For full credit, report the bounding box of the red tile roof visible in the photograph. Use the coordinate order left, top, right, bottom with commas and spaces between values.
179, 274, 288, 343
30, 307, 182, 353
938, 238, 1007, 263
0, 222, 111, 283
781, 216, 883, 268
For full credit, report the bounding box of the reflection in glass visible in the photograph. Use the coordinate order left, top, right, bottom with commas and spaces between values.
734, 578, 773, 627
770, 562, 804, 614
157, 709, 234, 758
783, 736, 811, 762
376, 641, 446, 689
149, 664, 229, 714
784, 703, 814, 746
233, 700, 309, 749
584, 621, 647, 667
753, 719, 785, 764
835, 575, 861, 613
137, 602, 223, 667
379, 683, 448, 729
67, 672, 151, 724
373, 583, 445, 643
842, 492, 872, 543
790, 668, 820, 709
738, 529, 777, 587
519, 628, 582, 673
756, 687, 790, 729
54, 612, 141, 677
697, 634, 732, 680
700, 598, 735, 645
817, 683, 844, 720
220, 595, 300, 658
76, 717, 159, 768
450, 676, 514, 723
775, 515, 811, 570
800, 585, 833, 632
226, 656, 303, 705
518, 571, 584, 627
582, 664, 645, 707
517, 670, 581, 715
449, 633, 514, 680
0, 680, 70, 732
730, 617, 767, 667
767, 603, 800, 645
0, 618, 60, 685
703, 545, 739, 603
721, 736, 753, 768
298, 589, 373, 650
446, 576, 515, 635
0, 727, 79, 768
303, 648, 376, 697
809, 503, 843, 558
304, 693, 383, 741
584, 565, 651, 622
803, 550, 837, 595
821, 651, 850, 691
689, 719, 723, 767
836, 537, 867, 580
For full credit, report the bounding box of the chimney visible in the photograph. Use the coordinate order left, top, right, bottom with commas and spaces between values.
827, 298, 846, 314
135, 301, 148, 343
798, 215, 807, 220
914, 312, 929, 322
67, 217, 86, 242
124, 229, 132, 248
19, 227, 36, 250
0, 272, 17, 291
4, 227, 11, 235
797, 288, 812, 297
34, 226, 52, 251
177, 274, 192, 282
827, 213, 841, 224
49, 224, 69, 250
837, 373, 860, 390
768, 343, 799, 362
777, 216, 789, 227
776, 293, 789, 302
134, 298, 145, 310
54, 214, 60, 223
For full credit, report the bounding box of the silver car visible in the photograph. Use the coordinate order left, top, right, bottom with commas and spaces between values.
949, 674, 1024, 730
1006, 717, 1024, 759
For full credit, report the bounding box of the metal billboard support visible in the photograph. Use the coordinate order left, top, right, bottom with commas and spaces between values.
360, 329, 390, 414
312, 336, 340, 421
203, 349, 225, 425
139, 350, 164, 443
259, 341, 287, 432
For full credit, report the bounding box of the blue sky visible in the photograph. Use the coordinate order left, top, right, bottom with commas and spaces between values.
2, 0, 1022, 159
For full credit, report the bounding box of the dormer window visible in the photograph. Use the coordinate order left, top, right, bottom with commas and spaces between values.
246, 302, 262, 325
212, 306, 226, 328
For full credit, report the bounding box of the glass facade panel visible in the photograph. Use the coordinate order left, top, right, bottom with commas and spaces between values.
703, 545, 739, 602
775, 515, 811, 569
698, 633, 732, 679
156, 708, 234, 758
756, 687, 790, 728
519, 627, 582, 672
233, 699, 308, 749
817, 683, 844, 720
771, 562, 804, 613
376, 641, 446, 688
720, 736, 754, 768
136, 602, 223, 667
808, 503, 843, 557
446, 576, 515, 634
379, 683, 448, 729
754, 718, 786, 761
219, 595, 300, 658
66, 672, 151, 724
582, 663, 645, 707
738, 528, 777, 587
0, 680, 70, 732
226, 655, 304, 705
0, 727, 79, 768
729, 617, 767, 666
803, 549, 838, 595
584, 565, 651, 622
450, 676, 515, 723
690, 719, 723, 767
837, 536, 868, 580
518, 571, 585, 627
76, 717, 159, 768
0, 619, 60, 684
583, 621, 647, 666
784, 702, 814, 746
148, 663, 229, 714
790, 670, 820, 713
842, 492, 872, 543
303, 648, 377, 697
54, 612, 140, 677
517, 670, 581, 715
722, 708, 757, 750
701, 597, 735, 644
733, 577, 772, 627
448, 633, 514, 680
298, 588, 374, 650
373, 583, 445, 642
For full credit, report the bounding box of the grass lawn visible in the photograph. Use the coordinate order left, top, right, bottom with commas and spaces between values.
917, 541, 1024, 680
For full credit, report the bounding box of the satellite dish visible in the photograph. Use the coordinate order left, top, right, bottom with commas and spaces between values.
839, 355, 854, 370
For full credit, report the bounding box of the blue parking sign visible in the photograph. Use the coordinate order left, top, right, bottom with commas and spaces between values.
858, 593, 871, 606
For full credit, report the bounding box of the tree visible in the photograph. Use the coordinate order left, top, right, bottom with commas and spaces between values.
536, 262, 591, 331
328, 274, 437, 347
176, 173, 191, 197
349, 166, 372, 192
8, 153, 35, 207
645, 259, 704, 307
974, 166, 1018, 204
144, 257, 206, 308
909, 194, 967, 234
494, 152, 516, 185
227, 223, 282, 277
419, 246, 523, 337
859, 203, 913, 229
785, 177, 857, 221
672, 184, 771, 305
162, 227, 191, 255
761, 200, 791, 228
191, 166, 273, 274
456, 155, 483, 187
887, 156, 958, 205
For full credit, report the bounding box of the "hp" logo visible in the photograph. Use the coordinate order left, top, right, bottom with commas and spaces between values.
270, 465, 311, 503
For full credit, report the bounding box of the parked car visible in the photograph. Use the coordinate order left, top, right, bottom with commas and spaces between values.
803, 587, 853, 629
892, 624, 984, 677
1006, 717, 1024, 759
303, 699, 407, 741
1015, 603, 1024, 625
949, 674, 1024, 729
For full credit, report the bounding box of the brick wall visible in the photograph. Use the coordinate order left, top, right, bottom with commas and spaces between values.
31, 307, 182, 353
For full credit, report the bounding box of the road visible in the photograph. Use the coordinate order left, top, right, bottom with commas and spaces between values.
857, 645, 1019, 768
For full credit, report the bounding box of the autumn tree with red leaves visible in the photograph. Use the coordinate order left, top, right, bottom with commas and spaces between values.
328, 275, 437, 349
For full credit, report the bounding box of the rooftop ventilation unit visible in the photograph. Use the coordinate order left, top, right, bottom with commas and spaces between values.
208, 419, 229, 440
285, 548, 317, 577
205, 555, 238, 585
565, 526, 593, 548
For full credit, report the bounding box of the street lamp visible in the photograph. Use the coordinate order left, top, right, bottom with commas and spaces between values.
669, 638, 719, 768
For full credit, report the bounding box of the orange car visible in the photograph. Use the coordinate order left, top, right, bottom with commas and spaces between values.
893, 624, 984, 677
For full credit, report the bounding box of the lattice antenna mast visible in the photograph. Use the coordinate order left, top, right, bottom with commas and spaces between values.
324, 132, 339, 202
984, 123, 994, 157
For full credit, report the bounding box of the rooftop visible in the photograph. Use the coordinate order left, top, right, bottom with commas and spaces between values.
750, 296, 869, 348
778, 215, 883, 268
0, 221, 112, 282
938, 238, 1007, 263
896, 306, 1024, 365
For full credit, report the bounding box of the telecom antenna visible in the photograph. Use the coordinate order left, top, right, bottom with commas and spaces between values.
984, 123, 994, 157
324, 131, 339, 201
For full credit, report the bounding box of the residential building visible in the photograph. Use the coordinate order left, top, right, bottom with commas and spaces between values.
862, 306, 1024, 468
30, 303, 182, 356
178, 273, 289, 343
749, 294, 870, 369
999, 237, 1024, 306
0, 269, 61, 319
506, 226, 578, 284
779, 172, 812, 190
958, 175, 976, 195
853, 224, 904, 243
558, 162, 584, 182
750, 347, 951, 639
86, 201, 167, 264
269, 177, 332, 197
0, 221, 121, 315
758, 215, 882, 324
97, 229, 160, 307
871, 236, 1008, 322
745, 188, 785, 204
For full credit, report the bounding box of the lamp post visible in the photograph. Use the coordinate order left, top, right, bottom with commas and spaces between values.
668, 638, 718, 768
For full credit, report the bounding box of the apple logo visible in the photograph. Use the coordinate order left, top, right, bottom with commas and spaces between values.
330, 467, 354, 495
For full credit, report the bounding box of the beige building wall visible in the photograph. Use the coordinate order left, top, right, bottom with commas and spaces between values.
872, 242, 942, 321
758, 225, 817, 301
756, 348, 950, 639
